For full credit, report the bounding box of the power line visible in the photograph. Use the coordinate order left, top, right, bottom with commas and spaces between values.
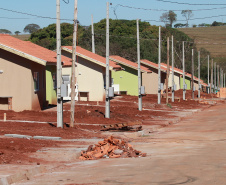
144, 14, 226, 22
116, 4, 226, 12
62, 0, 69, 4
0, 7, 73, 21
156, 0, 226, 6
0, 16, 31, 20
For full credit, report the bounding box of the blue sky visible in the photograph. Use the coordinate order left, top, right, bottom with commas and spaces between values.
1, 0, 226, 34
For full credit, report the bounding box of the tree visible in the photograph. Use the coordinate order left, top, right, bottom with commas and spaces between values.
29, 23, 84, 50
181, 10, 193, 27
23, 24, 40, 33
15, 31, 21, 35
174, 23, 186, 28
160, 12, 169, 27
0, 29, 12, 34
168, 11, 177, 28
211, 21, 226, 26
160, 11, 177, 28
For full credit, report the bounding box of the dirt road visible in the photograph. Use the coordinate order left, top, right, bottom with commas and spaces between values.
16, 103, 226, 185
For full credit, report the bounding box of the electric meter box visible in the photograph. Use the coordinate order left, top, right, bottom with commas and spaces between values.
62, 75, 70, 85
173, 84, 177, 91
61, 84, 68, 97
140, 86, 145, 95
109, 87, 114, 97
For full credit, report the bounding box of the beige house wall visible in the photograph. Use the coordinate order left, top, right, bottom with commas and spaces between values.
194, 81, 199, 91
0, 49, 46, 111
169, 72, 180, 90
142, 72, 158, 94
140, 64, 167, 94
62, 51, 105, 101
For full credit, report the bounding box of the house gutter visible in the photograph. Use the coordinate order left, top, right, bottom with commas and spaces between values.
0, 44, 47, 66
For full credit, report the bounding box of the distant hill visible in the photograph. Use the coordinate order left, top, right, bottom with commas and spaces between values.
12, 34, 30, 41
178, 26, 226, 58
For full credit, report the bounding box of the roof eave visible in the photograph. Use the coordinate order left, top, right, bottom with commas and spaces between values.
0, 44, 46, 66
141, 61, 166, 73
62, 47, 115, 70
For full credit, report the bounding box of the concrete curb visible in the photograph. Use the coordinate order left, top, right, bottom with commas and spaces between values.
33, 136, 61, 140
4, 134, 62, 140
0, 165, 47, 185
4, 134, 32, 139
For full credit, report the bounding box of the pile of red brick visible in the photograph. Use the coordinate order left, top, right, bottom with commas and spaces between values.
79, 136, 146, 160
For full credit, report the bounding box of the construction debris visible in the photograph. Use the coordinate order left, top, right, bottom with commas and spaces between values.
101, 121, 142, 131
79, 136, 146, 160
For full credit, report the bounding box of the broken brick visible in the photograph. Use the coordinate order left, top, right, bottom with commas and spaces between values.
79, 136, 147, 160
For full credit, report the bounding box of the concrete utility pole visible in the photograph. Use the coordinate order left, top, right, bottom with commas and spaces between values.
137, 19, 142, 111
70, 0, 78, 127
191, 49, 194, 99
182, 41, 186, 100
166, 37, 170, 104
158, 26, 161, 104
198, 51, 201, 98
91, 14, 95, 53
214, 62, 216, 93
105, 2, 110, 118
224, 73, 225, 88
210, 59, 213, 93
207, 55, 210, 94
219, 66, 221, 88
171, 35, 175, 102
211, 59, 213, 93
56, 0, 63, 128
217, 65, 220, 91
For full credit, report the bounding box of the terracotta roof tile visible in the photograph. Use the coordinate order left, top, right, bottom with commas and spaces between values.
0, 34, 71, 66
160, 63, 200, 81
140, 59, 166, 72
110, 56, 152, 73
62, 46, 121, 70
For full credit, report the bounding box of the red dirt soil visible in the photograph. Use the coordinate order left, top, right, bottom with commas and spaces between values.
0, 91, 217, 164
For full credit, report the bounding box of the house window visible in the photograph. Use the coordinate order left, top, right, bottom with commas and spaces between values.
52, 73, 57, 89
34, 72, 39, 91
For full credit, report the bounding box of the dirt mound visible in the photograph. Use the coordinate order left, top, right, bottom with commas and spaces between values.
79, 136, 146, 160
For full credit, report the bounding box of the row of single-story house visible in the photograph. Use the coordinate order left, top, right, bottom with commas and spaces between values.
0, 34, 208, 112
0, 34, 71, 111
